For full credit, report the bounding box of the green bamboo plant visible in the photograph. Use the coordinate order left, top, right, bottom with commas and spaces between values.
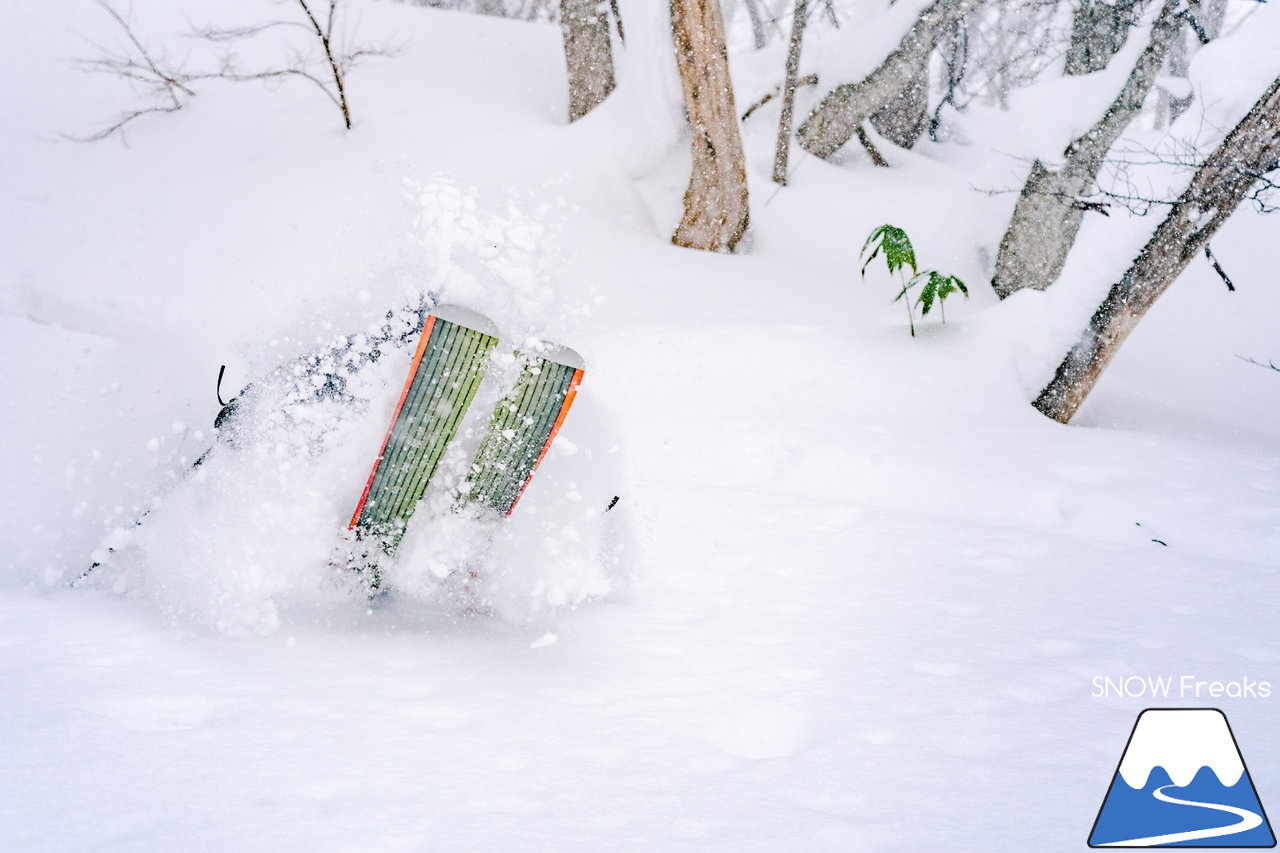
860, 225, 968, 336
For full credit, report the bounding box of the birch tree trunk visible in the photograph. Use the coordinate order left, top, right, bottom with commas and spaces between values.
796, 0, 984, 160
773, 0, 808, 184
1034, 75, 1280, 423
991, 0, 1182, 299
670, 0, 751, 252
560, 0, 616, 122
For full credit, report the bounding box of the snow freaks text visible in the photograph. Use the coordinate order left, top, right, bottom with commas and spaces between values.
1091, 676, 1273, 700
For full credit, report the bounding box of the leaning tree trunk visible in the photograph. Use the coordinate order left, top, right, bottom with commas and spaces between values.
1063, 0, 1143, 75
868, 67, 929, 148
560, 0, 616, 122
991, 0, 1182, 299
796, 0, 985, 159
773, 0, 809, 184
670, 0, 750, 252
1034, 74, 1280, 423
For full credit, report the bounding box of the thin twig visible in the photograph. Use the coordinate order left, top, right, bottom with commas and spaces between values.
1203, 244, 1235, 291
1236, 354, 1280, 372
741, 73, 818, 122
66, 103, 187, 142
66, 0, 210, 141
189, 20, 311, 41
73, 0, 402, 140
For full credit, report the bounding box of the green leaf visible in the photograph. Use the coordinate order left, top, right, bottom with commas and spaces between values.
917, 277, 937, 315
861, 225, 887, 256
882, 227, 917, 276
918, 272, 970, 313
860, 226, 887, 276
859, 224, 917, 278
860, 243, 881, 278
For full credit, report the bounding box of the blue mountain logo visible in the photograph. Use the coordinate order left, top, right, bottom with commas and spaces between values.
1090, 708, 1275, 847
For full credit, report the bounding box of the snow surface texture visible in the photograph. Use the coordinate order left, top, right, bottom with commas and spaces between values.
2, 0, 1279, 850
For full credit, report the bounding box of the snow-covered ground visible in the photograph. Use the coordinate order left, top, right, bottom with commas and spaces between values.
2, 1, 1278, 850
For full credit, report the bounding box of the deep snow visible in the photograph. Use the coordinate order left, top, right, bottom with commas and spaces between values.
2, 1, 1279, 850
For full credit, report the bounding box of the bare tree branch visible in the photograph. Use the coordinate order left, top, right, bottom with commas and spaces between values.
91, 0, 184, 103
741, 74, 819, 122
1203, 244, 1235, 291
1237, 355, 1280, 373
66, 0, 213, 141
188, 20, 311, 42
68, 102, 187, 143
220, 66, 346, 112
72, 0, 402, 140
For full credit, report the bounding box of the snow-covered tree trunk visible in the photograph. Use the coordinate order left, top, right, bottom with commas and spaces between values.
1034, 75, 1280, 423
868, 68, 928, 148
773, 0, 808, 184
1063, 0, 1142, 76
670, 0, 751, 252
796, 0, 984, 159
991, 0, 1182, 299
560, 0, 616, 122
1153, 21, 1190, 129
1155, 0, 1227, 129
1199, 0, 1227, 38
